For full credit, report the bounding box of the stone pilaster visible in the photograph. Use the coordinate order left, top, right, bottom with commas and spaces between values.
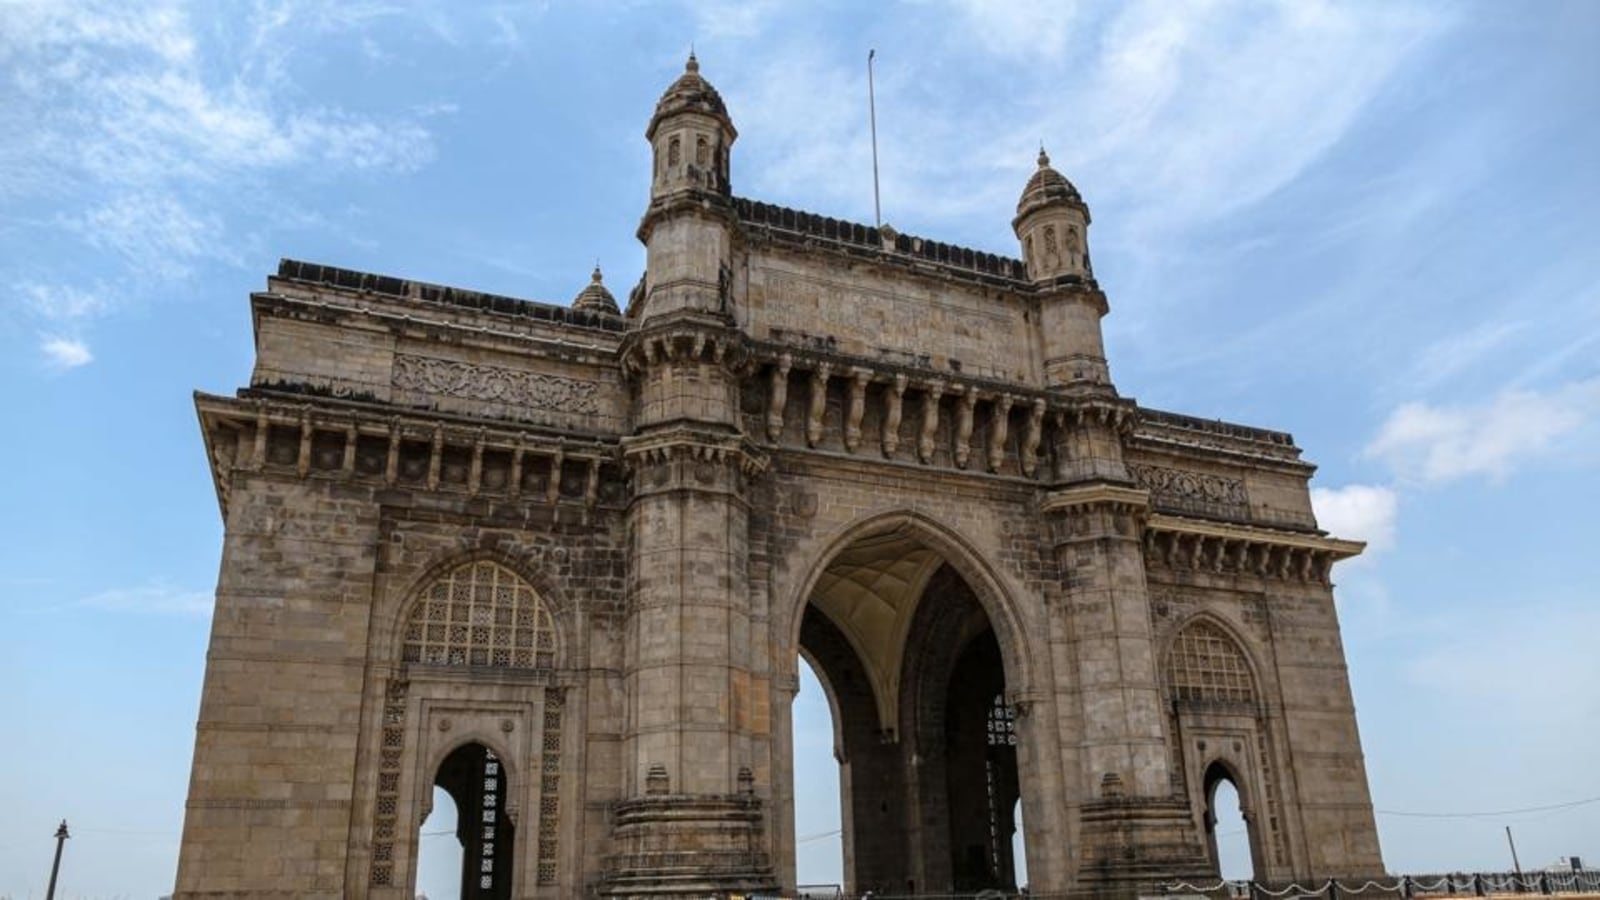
1042, 401, 1210, 894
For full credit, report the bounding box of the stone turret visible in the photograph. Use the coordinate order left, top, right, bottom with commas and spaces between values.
1014, 147, 1091, 281
1015, 148, 1111, 388
634, 53, 739, 324
646, 52, 736, 199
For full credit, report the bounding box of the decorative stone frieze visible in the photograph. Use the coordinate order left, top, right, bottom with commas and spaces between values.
391, 354, 602, 415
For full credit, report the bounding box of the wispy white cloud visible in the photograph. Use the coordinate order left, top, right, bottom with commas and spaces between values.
1405, 319, 1528, 392
40, 336, 93, 369
79, 582, 212, 616
22, 283, 110, 321
1311, 483, 1398, 552
714, 0, 1446, 252
1365, 377, 1600, 484
950, 0, 1084, 60
0, 0, 446, 360
1, 1, 436, 236
687, 0, 786, 41
65, 193, 226, 277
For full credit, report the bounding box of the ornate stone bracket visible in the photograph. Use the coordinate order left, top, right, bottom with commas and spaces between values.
988, 393, 1014, 473
806, 363, 832, 448
918, 379, 944, 464
844, 368, 870, 453
882, 373, 906, 458
953, 386, 977, 468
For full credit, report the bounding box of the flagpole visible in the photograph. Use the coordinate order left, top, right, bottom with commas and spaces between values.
868, 49, 882, 230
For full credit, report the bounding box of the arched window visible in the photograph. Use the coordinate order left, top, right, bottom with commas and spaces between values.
402, 560, 556, 669
1164, 620, 1255, 705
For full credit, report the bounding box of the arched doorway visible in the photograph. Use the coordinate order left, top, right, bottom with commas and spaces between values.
791, 521, 1030, 895
428, 742, 514, 900
1204, 764, 1253, 881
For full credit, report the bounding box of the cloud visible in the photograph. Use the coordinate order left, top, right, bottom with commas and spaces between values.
1, 1, 436, 255
40, 336, 93, 369
1405, 319, 1528, 392
714, 1, 1445, 251
22, 283, 110, 321
1311, 483, 1398, 552
79, 582, 213, 616
952, 0, 1083, 60
1364, 377, 1600, 483
66, 193, 225, 277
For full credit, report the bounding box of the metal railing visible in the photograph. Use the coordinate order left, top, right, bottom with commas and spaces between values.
727, 870, 1600, 900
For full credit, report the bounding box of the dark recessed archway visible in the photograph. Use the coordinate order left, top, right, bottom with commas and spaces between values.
431, 742, 514, 900
797, 535, 1024, 896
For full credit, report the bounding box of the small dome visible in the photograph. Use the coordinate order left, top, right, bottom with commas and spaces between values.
572, 266, 619, 315
647, 53, 735, 140
1016, 147, 1088, 222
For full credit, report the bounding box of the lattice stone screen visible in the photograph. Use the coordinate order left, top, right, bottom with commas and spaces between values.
1164, 621, 1255, 705
402, 560, 556, 669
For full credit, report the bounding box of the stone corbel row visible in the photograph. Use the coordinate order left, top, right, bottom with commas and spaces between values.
621, 431, 769, 478
759, 350, 1051, 476
199, 394, 619, 512
1143, 515, 1363, 584
619, 321, 747, 377
1052, 396, 1138, 438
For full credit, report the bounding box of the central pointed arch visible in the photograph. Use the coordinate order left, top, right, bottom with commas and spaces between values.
782, 510, 1039, 706
781, 509, 1043, 895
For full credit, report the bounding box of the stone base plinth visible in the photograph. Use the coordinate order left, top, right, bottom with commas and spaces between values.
1074, 797, 1212, 898
599, 794, 778, 899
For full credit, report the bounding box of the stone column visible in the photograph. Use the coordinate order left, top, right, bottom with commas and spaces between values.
609, 325, 776, 899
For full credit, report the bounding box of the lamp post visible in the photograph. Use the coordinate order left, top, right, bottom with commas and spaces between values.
45, 819, 69, 900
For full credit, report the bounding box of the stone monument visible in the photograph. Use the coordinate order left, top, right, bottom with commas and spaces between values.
174, 55, 1385, 898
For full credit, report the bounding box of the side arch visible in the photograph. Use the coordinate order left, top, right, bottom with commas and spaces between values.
1160, 611, 1280, 880
781, 509, 1042, 704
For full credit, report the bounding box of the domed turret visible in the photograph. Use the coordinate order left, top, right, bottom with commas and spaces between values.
648, 53, 733, 134
1013, 148, 1092, 281
646, 53, 737, 197
572, 265, 619, 315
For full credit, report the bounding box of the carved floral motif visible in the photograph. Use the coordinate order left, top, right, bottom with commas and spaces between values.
392, 354, 600, 415
1129, 463, 1247, 513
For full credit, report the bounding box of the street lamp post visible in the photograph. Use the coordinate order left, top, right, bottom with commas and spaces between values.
45, 819, 69, 900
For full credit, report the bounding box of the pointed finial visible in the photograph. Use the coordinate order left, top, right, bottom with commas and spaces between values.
1038, 144, 1050, 168
591, 263, 604, 283
686, 48, 699, 73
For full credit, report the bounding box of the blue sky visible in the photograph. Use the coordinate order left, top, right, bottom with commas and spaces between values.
2, 1, 1597, 896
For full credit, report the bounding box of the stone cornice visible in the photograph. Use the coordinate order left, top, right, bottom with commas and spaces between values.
1147, 514, 1361, 556
619, 427, 768, 478
269, 258, 624, 334
1040, 482, 1151, 516
1144, 513, 1363, 584
252, 288, 623, 364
